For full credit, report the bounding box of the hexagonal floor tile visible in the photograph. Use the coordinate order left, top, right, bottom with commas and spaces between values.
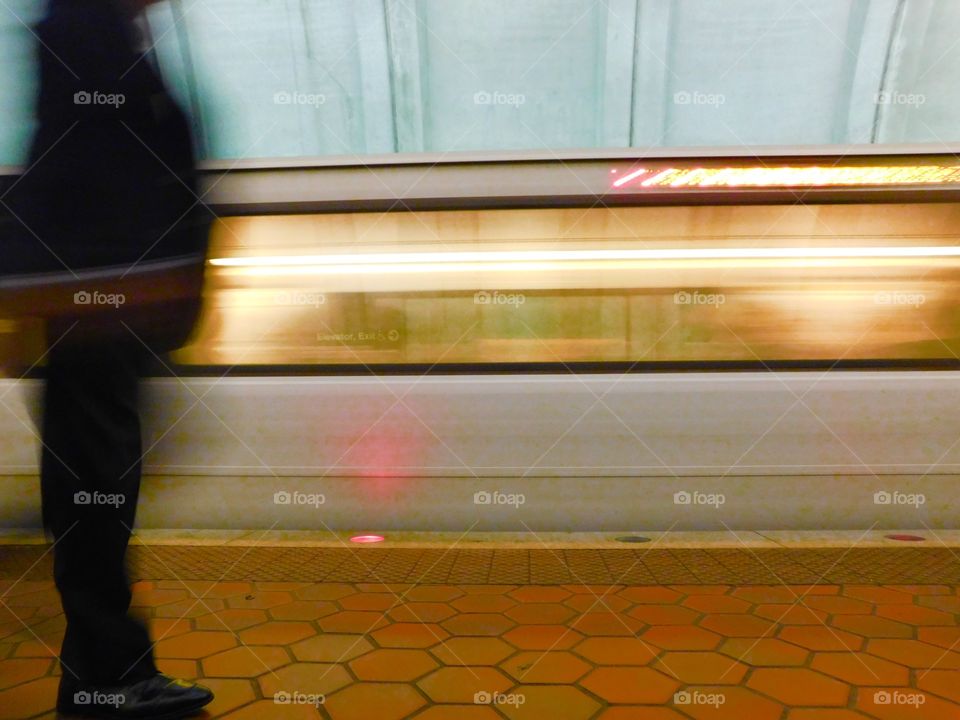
508, 587, 572, 603
431, 637, 516, 666
574, 637, 658, 665
500, 651, 590, 683
202, 646, 290, 678
290, 634, 372, 663
154, 631, 237, 659
682, 595, 751, 614
718, 638, 809, 667
258, 661, 352, 698
0, 658, 51, 690
219, 699, 320, 719
670, 686, 783, 720
418, 666, 513, 703
810, 652, 909, 686
568, 612, 643, 636
0, 677, 59, 720
753, 605, 828, 625
318, 611, 389, 634
195, 609, 268, 632
452, 595, 517, 613
505, 603, 575, 625
339, 593, 397, 611
323, 682, 427, 720
876, 604, 956, 626
441, 613, 516, 636
226, 592, 293, 610
618, 587, 683, 604
865, 639, 960, 669
350, 649, 438, 681
831, 615, 913, 639
412, 706, 502, 719
294, 584, 355, 601
628, 605, 701, 625
654, 652, 747, 684
388, 603, 458, 623
198, 678, 257, 717
498, 685, 600, 720
269, 600, 338, 621
581, 667, 680, 703
404, 586, 463, 602
373, 623, 450, 648
641, 625, 722, 650
699, 614, 776, 637
778, 627, 863, 652
237, 622, 316, 645
747, 668, 850, 706
503, 625, 582, 650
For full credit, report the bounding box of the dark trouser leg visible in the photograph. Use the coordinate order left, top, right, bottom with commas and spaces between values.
40, 339, 157, 688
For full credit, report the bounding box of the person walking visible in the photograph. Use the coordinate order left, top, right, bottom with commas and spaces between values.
3, 0, 213, 716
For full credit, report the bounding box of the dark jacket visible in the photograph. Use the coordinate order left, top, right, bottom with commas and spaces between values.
2, 0, 209, 274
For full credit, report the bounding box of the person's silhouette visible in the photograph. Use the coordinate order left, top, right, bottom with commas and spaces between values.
5, 0, 213, 716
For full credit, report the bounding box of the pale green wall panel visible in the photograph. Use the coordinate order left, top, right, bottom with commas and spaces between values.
2, 0, 960, 165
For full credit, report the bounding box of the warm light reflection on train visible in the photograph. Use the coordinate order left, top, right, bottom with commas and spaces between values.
168, 201, 960, 366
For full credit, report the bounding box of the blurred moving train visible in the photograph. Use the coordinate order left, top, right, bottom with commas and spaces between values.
2, 148, 960, 532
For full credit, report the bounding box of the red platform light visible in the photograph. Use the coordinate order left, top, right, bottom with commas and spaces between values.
350, 534, 385, 544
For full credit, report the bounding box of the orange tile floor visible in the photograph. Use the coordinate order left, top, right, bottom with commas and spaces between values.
2, 578, 960, 719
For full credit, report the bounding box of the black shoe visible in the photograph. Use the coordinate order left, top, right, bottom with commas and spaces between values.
56, 673, 214, 719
